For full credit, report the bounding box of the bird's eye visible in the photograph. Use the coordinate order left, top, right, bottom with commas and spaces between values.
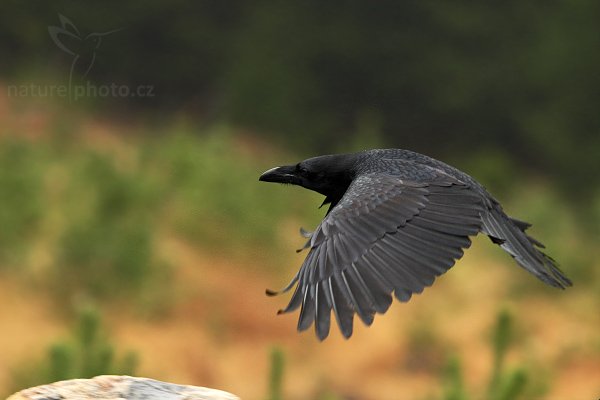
296, 164, 309, 175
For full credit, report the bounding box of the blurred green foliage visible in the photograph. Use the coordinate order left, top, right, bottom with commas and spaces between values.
267, 347, 284, 400
0, 128, 324, 313
1, 1, 598, 198
442, 356, 467, 400
139, 129, 319, 253
0, 139, 43, 265
53, 148, 170, 312
441, 310, 542, 400
9, 306, 137, 396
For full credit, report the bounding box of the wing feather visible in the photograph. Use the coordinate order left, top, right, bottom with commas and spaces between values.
276, 174, 484, 339
340, 270, 374, 326
329, 275, 354, 338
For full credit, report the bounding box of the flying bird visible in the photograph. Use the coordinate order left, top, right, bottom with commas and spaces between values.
259, 149, 571, 340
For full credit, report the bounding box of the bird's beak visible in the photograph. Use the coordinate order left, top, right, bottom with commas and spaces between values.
259, 165, 298, 184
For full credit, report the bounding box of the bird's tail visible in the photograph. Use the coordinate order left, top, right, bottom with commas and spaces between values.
480, 203, 572, 288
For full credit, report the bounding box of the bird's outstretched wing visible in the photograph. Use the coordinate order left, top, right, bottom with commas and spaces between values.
272, 173, 484, 340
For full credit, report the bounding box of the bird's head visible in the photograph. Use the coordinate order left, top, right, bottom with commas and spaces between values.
259, 154, 357, 199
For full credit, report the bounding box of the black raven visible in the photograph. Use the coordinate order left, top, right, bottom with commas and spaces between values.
259, 149, 571, 340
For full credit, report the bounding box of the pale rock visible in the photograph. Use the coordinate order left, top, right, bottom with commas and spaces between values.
6, 375, 240, 400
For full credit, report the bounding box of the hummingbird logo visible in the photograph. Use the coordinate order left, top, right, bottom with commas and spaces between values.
48, 14, 121, 83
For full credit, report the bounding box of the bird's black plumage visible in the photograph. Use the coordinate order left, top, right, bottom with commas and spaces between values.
259, 149, 571, 340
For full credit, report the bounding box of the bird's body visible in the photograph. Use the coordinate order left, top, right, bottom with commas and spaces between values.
259, 149, 571, 340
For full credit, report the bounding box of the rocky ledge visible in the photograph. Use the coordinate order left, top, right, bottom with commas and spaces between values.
7, 375, 239, 400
